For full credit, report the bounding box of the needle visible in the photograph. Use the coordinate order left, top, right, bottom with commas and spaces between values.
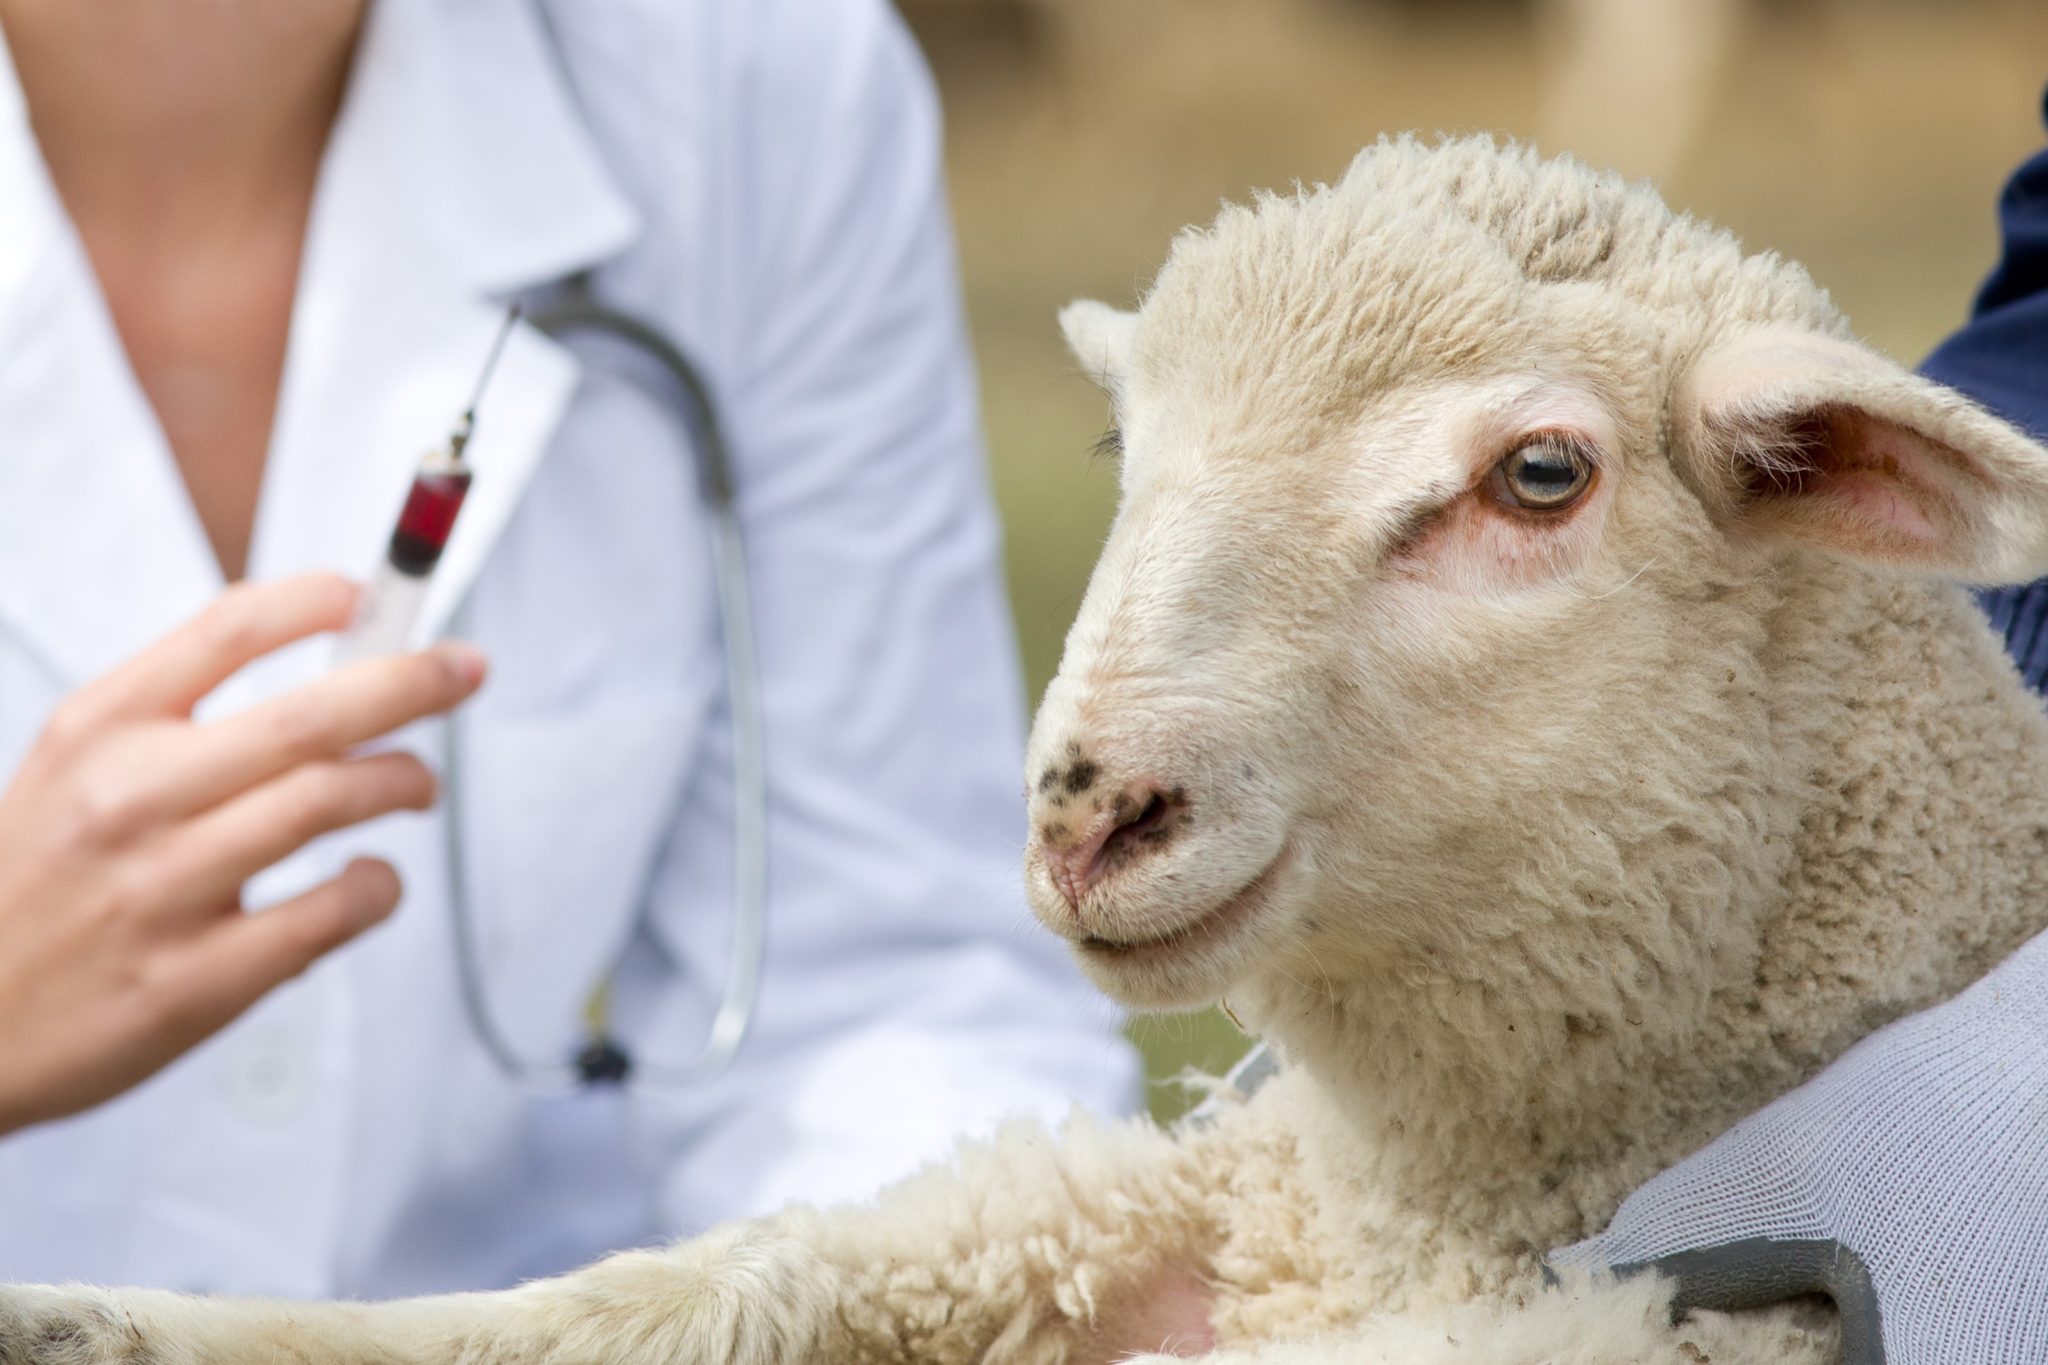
450, 304, 523, 459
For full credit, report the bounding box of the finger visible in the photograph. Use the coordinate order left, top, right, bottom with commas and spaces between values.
150, 752, 438, 920
168, 643, 485, 816
65, 574, 360, 727
170, 858, 401, 1028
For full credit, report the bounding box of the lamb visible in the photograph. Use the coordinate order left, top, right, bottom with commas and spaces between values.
10, 133, 2048, 1365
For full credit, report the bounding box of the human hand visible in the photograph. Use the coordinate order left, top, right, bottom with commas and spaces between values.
0, 573, 486, 1136
1552, 929, 2048, 1365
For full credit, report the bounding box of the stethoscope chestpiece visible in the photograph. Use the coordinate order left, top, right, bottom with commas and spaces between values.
572, 1035, 634, 1087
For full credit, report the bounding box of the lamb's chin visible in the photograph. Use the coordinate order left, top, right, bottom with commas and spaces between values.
1070, 846, 1295, 1012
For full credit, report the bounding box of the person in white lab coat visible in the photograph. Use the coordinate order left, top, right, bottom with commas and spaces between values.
0, 0, 1138, 1298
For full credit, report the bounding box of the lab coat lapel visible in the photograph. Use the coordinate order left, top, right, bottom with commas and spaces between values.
0, 0, 642, 691
0, 36, 226, 688
247, 0, 641, 650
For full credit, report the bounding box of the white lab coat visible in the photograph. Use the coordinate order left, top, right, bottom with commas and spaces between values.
0, 0, 1138, 1297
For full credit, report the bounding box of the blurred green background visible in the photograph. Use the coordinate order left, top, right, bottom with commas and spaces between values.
898, 0, 2048, 1120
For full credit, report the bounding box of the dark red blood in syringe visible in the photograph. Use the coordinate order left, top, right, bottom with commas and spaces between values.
388, 471, 472, 575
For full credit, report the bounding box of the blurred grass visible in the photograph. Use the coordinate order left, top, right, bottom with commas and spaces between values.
907, 0, 2048, 1121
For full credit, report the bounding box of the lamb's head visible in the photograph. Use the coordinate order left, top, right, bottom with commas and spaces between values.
1023, 136, 2048, 1042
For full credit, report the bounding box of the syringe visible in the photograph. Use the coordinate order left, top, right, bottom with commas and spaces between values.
336, 308, 520, 662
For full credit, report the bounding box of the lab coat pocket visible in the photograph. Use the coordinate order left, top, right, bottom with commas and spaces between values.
453, 683, 712, 1058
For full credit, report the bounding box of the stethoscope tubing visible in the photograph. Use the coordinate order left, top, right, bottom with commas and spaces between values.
441, 279, 770, 1090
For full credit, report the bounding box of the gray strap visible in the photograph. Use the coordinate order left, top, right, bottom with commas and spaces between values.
1604, 1237, 1885, 1364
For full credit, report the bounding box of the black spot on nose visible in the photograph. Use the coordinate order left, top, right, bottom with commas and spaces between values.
1063, 759, 1100, 795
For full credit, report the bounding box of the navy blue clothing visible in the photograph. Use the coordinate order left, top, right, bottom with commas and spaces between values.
1920, 90, 2048, 691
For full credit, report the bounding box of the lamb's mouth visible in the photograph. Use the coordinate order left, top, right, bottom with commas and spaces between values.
1077, 845, 1291, 967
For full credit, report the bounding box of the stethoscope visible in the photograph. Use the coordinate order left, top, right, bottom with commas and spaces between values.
365, 278, 770, 1091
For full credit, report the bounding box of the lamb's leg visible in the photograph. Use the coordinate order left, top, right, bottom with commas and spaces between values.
0, 1113, 1224, 1365
0, 1221, 836, 1365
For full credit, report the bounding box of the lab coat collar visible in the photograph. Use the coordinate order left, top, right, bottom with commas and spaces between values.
247, 0, 643, 666
0, 0, 640, 691
357, 0, 642, 298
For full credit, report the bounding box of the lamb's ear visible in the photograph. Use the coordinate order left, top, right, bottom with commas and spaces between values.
1060, 300, 1138, 397
1677, 328, 2048, 583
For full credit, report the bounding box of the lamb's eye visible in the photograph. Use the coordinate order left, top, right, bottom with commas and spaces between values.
1493, 438, 1593, 511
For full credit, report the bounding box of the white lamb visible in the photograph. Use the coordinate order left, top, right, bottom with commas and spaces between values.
10, 134, 2048, 1365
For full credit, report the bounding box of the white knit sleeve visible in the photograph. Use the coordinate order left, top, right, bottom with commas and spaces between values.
1553, 929, 2048, 1364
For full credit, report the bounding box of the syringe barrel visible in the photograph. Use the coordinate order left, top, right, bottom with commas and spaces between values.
333, 461, 473, 664
334, 561, 433, 664
389, 469, 473, 574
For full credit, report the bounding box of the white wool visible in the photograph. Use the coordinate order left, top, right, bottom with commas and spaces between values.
6, 134, 2048, 1365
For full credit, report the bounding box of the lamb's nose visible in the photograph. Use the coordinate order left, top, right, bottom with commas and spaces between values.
1036, 778, 1184, 908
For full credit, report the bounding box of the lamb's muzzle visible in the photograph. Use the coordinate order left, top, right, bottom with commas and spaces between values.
1024, 681, 1301, 1011
1032, 770, 1182, 907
